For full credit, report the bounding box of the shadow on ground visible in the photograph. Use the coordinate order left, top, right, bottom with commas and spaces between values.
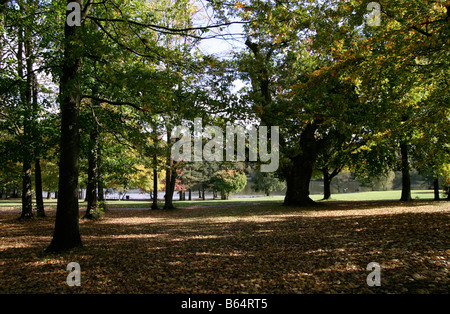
0, 200, 448, 294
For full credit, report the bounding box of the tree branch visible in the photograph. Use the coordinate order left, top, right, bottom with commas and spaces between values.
381, 9, 433, 37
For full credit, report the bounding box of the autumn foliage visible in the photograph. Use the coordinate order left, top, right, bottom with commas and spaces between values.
1, 201, 448, 294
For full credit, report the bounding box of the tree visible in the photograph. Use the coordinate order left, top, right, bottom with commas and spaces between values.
310, 1, 449, 202
210, 169, 247, 200
46, 0, 90, 252
1, 0, 59, 218
225, 0, 370, 207
251, 171, 285, 196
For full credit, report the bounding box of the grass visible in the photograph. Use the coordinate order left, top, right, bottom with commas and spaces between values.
0, 190, 446, 211
0, 199, 448, 294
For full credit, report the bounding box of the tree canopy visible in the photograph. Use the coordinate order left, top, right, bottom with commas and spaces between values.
0, 0, 448, 252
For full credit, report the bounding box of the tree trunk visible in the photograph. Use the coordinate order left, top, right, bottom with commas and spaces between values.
165, 169, 177, 209
20, 160, 33, 219
433, 178, 440, 201
35, 158, 45, 217
221, 191, 228, 200
400, 142, 412, 202
322, 167, 340, 200
83, 125, 98, 219
31, 45, 44, 217
283, 124, 318, 207
46, 1, 85, 252
97, 139, 107, 212
151, 127, 159, 209
151, 168, 158, 209
18, 24, 33, 219
98, 181, 104, 202
164, 124, 175, 209
322, 169, 331, 200
188, 188, 192, 201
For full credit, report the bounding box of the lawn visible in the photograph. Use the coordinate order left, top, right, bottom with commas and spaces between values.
0, 198, 448, 294
0, 190, 446, 211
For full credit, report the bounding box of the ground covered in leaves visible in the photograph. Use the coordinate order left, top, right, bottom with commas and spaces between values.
0, 200, 449, 294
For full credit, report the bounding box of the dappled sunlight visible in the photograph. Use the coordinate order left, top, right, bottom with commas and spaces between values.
1, 200, 449, 294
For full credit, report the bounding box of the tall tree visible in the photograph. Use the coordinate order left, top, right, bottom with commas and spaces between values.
46, 0, 90, 252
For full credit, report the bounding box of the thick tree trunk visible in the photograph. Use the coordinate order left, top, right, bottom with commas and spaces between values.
35, 158, 45, 217
164, 169, 177, 209
188, 189, 192, 201
46, 1, 84, 252
400, 142, 412, 202
164, 124, 175, 209
284, 164, 315, 206
433, 178, 440, 201
283, 124, 318, 207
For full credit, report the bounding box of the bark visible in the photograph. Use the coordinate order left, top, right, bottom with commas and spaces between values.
151, 167, 159, 209
322, 167, 341, 200
97, 140, 107, 212
46, 1, 85, 252
433, 178, 440, 201
20, 160, 33, 219
151, 126, 158, 210
18, 24, 33, 219
188, 189, 192, 201
323, 169, 331, 200
98, 181, 104, 201
283, 124, 319, 207
31, 46, 44, 217
83, 125, 98, 219
164, 168, 177, 209
164, 124, 175, 209
400, 141, 412, 202
35, 158, 45, 217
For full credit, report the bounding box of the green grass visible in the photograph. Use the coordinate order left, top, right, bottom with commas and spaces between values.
0, 190, 446, 210
313, 190, 446, 201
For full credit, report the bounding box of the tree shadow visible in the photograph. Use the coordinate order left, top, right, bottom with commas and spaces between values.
0, 204, 448, 294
